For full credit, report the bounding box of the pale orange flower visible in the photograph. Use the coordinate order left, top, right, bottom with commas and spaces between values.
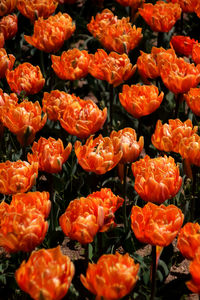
151, 119, 198, 153
15, 246, 75, 300
0, 0, 17, 16
119, 84, 164, 118
0, 48, 15, 78
24, 12, 76, 53
6, 62, 45, 95
0, 14, 18, 40
89, 49, 136, 87
179, 133, 200, 167
42, 90, 77, 121
167, 0, 198, 13
27, 137, 72, 173
177, 222, 200, 260
139, 1, 182, 32
51, 48, 90, 80
1, 100, 47, 146
132, 155, 182, 203
192, 43, 200, 65
75, 134, 123, 174
59, 98, 107, 139
11, 191, 51, 219
131, 202, 184, 246
17, 0, 58, 22
110, 128, 144, 163
170, 35, 198, 57
186, 249, 200, 294
80, 252, 139, 299
184, 88, 200, 116
0, 160, 38, 195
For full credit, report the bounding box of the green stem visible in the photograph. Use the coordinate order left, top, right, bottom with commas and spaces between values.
150, 245, 157, 300
157, 32, 164, 48
191, 165, 197, 220
40, 51, 46, 79
108, 84, 114, 134
174, 93, 182, 118
123, 164, 128, 232
47, 173, 55, 233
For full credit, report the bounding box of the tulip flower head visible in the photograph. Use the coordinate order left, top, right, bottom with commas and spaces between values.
167, 0, 198, 13
179, 134, 200, 167
170, 35, 198, 57
184, 88, 200, 116
115, 0, 145, 8
0, 0, 17, 16
0, 48, 15, 78
0, 14, 18, 40
192, 43, 200, 65
187, 249, 200, 294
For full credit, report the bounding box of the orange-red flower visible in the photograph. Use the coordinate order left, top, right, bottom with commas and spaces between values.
151, 119, 198, 153
17, 0, 58, 22
0, 89, 18, 132
11, 191, 51, 219
110, 128, 144, 163
0, 32, 4, 47
167, 0, 198, 13
184, 88, 200, 116
132, 155, 182, 203
1, 100, 47, 146
88, 9, 142, 54
80, 252, 139, 299
27, 137, 72, 173
6, 62, 45, 95
51, 48, 90, 80
0, 48, 15, 78
75, 134, 123, 174
177, 222, 200, 260
131, 202, 184, 246
119, 84, 164, 118
0, 205, 48, 252
192, 43, 200, 65
0, 160, 38, 195
0, 0, 17, 16
139, 1, 182, 32
195, 2, 200, 17
186, 249, 200, 294
88, 49, 136, 87
24, 12, 76, 53
170, 35, 198, 57
0, 14, 18, 40
42, 90, 77, 121
179, 134, 200, 167
115, 0, 145, 8
15, 246, 75, 299
59, 98, 107, 139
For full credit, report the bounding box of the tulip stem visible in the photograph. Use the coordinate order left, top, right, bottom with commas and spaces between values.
108, 84, 114, 134
191, 165, 197, 220
40, 51, 46, 79
150, 245, 157, 300
157, 32, 164, 48
123, 164, 128, 232
174, 93, 181, 118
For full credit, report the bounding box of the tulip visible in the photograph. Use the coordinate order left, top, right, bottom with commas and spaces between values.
184, 88, 200, 116
167, 0, 198, 13
115, 0, 145, 8
170, 35, 198, 57
0, 14, 18, 40
0, 48, 15, 78
0, 0, 17, 16
179, 133, 200, 167
192, 43, 200, 65
186, 249, 200, 294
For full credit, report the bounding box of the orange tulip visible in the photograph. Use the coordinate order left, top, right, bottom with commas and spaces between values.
184, 88, 200, 116
24, 12, 76, 53
115, 0, 145, 8
75, 134, 123, 174
192, 43, 200, 65
0, 14, 18, 40
42, 90, 77, 121
139, 1, 182, 32
195, 2, 200, 17
1, 100, 47, 146
177, 222, 200, 260
27, 137, 72, 173
110, 128, 144, 163
51, 48, 90, 80
0, 32, 4, 48
6, 62, 45, 95
151, 119, 198, 153
186, 249, 200, 294
0, 0, 17, 16
0, 48, 15, 78
131, 202, 184, 246
119, 84, 164, 118
0, 205, 48, 252
88, 49, 136, 87
0, 89, 18, 131
167, 0, 198, 13
170, 35, 198, 57
80, 252, 139, 299
15, 246, 75, 300
17, 0, 58, 22
132, 155, 182, 203
179, 133, 200, 167
0, 160, 38, 195
59, 98, 107, 139
11, 191, 51, 219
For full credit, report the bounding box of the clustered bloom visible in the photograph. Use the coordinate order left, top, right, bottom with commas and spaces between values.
75, 134, 123, 174
59, 188, 124, 244
0, 89, 18, 134
131, 202, 184, 246
167, 0, 198, 13
0, 160, 38, 194
115, 0, 145, 8
42, 90, 77, 121
0, 0, 17, 16
184, 88, 200, 116
179, 134, 200, 167
17, 0, 58, 22
59, 98, 107, 139
51, 48, 90, 80
186, 249, 200, 294
27, 137, 72, 173
88, 49, 136, 87
24, 12, 76, 53
80, 252, 139, 299
170, 35, 198, 57
132, 155, 182, 203
192, 43, 200, 65
139, 1, 182, 32
15, 246, 75, 299
88, 9, 142, 54
6, 62, 45, 95
0, 14, 18, 40
119, 84, 164, 118
0, 48, 15, 78
1, 100, 47, 146
151, 119, 198, 153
